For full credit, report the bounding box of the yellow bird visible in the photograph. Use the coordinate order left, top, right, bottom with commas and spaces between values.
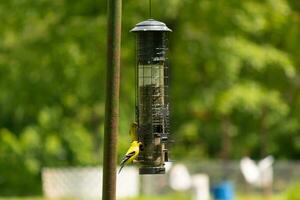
129, 122, 138, 142
118, 141, 141, 174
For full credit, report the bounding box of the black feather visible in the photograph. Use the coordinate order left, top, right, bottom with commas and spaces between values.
118, 151, 136, 174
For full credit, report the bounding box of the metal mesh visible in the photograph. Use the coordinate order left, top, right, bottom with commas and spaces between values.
136, 31, 170, 173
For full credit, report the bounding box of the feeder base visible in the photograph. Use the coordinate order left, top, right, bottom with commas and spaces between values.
139, 166, 165, 175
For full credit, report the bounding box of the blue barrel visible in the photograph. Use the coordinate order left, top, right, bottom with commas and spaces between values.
212, 181, 235, 200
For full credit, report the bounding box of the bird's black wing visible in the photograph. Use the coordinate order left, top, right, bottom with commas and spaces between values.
118, 151, 136, 174
120, 151, 136, 166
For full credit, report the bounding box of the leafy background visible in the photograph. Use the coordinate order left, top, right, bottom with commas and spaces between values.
0, 0, 300, 195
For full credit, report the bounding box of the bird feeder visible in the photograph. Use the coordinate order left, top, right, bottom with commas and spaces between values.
131, 19, 172, 174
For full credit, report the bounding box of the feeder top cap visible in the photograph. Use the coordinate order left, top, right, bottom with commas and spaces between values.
131, 19, 172, 32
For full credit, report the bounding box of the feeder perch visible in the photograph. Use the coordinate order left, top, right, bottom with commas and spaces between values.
131, 19, 172, 175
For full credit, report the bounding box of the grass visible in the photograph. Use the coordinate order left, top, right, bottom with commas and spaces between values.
126, 194, 284, 200
125, 193, 191, 200
0, 193, 285, 200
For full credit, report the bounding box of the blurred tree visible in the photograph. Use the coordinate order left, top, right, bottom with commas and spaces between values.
0, 0, 300, 195
170, 0, 298, 160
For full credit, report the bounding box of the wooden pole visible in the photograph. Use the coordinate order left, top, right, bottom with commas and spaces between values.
102, 0, 122, 199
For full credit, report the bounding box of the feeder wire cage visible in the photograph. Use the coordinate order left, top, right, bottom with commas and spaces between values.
131, 19, 171, 174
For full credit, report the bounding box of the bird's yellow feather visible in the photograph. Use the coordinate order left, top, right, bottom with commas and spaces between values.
119, 140, 141, 174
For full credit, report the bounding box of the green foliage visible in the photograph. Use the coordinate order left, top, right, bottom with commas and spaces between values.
286, 183, 300, 200
1, 0, 300, 196
0, 129, 40, 195
217, 82, 288, 117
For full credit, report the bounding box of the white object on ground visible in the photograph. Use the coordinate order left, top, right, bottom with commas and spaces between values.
192, 174, 210, 200
165, 162, 173, 173
240, 157, 260, 185
169, 164, 192, 191
258, 156, 274, 188
240, 156, 274, 188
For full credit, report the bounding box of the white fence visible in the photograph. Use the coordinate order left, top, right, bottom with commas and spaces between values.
42, 165, 210, 200
42, 167, 139, 199
42, 161, 300, 199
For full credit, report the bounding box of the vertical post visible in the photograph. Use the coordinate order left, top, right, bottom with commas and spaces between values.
102, 0, 122, 199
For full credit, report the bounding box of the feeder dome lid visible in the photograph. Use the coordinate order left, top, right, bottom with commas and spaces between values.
131, 19, 172, 32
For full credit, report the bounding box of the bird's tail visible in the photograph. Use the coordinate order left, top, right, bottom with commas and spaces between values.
118, 165, 125, 174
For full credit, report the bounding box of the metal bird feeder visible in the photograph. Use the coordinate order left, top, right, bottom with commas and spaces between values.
131, 19, 172, 174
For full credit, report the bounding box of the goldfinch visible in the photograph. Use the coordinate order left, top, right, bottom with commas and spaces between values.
118, 141, 141, 174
